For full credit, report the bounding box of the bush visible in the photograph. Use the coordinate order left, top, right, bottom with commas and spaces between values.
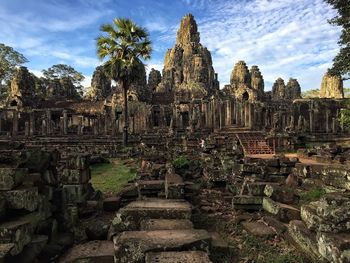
300, 187, 326, 203
172, 155, 189, 169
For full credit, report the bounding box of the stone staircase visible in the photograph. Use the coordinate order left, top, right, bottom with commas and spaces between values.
236, 132, 274, 155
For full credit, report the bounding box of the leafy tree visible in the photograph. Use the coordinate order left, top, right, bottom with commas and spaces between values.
0, 43, 28, 97
42, 64, 85, 98
326, 0, 350, 80
97, 18, 152, 145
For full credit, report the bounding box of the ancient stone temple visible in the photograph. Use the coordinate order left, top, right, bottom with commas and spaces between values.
156, 14, 219, 99
320, 71, 344, 98
0, 13, 348, 143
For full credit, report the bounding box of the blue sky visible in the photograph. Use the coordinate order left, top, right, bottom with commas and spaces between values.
0, 0, 346, 90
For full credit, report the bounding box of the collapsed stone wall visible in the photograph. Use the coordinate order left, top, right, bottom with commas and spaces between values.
0, 150, 94, 261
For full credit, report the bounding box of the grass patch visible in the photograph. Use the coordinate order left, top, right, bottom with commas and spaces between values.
300, 187, 326, 203
90, 159, 137, 195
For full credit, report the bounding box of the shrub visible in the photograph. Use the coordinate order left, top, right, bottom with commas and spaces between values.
172, 155, 189, 169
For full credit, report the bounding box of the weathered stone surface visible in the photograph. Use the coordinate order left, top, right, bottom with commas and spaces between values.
165, 173, 184, 199
288, 220, 324, 261
156, 14, 218, 98
145, 251, 212, 263
232, 195, 262, 205
89, 65, 112, 101
85, 220, 109, 240
147, 68, 161, 93
9, 235, 48, 263
0, 168, 28, 190
272, 78, 286, 101
320, 72, 344, 98
103, 196, 121, 212
9, 67, 36, 106
301, 193, 350, 233
59, 240, 114, 263
60, 169, 90, 184
0, 243, 14, 260
0, 218, 33, 255
317, 232, 350, 263
109, 199, 192, 237
242, 221, 275, 237
262, 197, 300, 222
3, 187, 38, 212
140, 219, 193, 231
113, 229, 211, 263
227, 61, 264, 101
62, 185, 86, 204
286, 78, 301, 100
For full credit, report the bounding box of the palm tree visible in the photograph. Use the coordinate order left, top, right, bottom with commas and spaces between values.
97, 18, 152, 146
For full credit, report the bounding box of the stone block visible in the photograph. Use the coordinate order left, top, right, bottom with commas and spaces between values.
109, 199, 192, 237
60, 169, 90, 185
62, 184, 86, 204
113, 229, 211, 263
241, 221, 275, 237
140, 219, 193, 231
2, 187, 39, 212
145, 251, 212, 263
246, 182, 269, 196
288, 220, 323, 261
262, 197, 300, 222
103, 196, 121, 212
59, 240, 114, 263
165, 173, 184, 199
0, 168, 28, 190
0, 217, 34, 255
317, 232, 350, 263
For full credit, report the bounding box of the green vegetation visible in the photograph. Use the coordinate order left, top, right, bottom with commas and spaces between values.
326, 0, 350, 80
97, 18, 152, 146
300, 187, 326, 203
172, 155, 189, 169
302, 88, 350, 98
90, 159, 137, 195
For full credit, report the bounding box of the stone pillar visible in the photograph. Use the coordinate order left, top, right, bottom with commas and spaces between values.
12, 111, 18, 137
25, 121, 29, 137
46, 110, 52, 136
219, 102, 222, 130
340, 109, 344, 133
332, 117, 337, 134
30, 112, 35, 137
63, 110, 68, 135
325, 110, 329, 133
309, 110, 314, 133
42, 119, 47, 136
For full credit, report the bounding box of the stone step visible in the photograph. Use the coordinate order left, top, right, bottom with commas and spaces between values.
145, 251, 212, 263
136, 180, 165, 198
140, 219, 193, 231
109, 198, 192, 236
59, 240, 114, 263
113, 229, 211, 263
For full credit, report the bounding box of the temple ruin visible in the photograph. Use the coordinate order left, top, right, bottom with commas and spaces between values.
0, 13, 349, 263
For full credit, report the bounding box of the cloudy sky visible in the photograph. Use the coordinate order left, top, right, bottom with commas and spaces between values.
0, 0, 346, 90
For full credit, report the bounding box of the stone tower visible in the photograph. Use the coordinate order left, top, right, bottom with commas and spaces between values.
9, 66, 36, 106
89, 66, 112, 101
228, 61, 264, 101
286, 78, 301, 100
272, 78, 286, 101
156, 14, 218, 98
320, 72, 344, 98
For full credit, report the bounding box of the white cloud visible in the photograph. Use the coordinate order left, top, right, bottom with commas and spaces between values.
81, 75, 92, 88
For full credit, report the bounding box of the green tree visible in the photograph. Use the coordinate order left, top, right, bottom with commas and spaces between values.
97, 18, 152, 145
42, 64, 85, 98
0, 43, 28, 96
326, 0, 350, 79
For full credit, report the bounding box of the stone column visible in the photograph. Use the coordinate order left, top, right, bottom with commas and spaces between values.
25, 121, 29, 137
63, 110, 68, 135
30, 112, 35, 137
332, 117, 337, 134
46, 110, 52, 136
219, 102, 222, 130
42, 119, 47, 136
12, 111, 18, 137
309, 110, 314, 133
340, 109, 344, 133
104, 114, 108, 135
325, 110, 329, 133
